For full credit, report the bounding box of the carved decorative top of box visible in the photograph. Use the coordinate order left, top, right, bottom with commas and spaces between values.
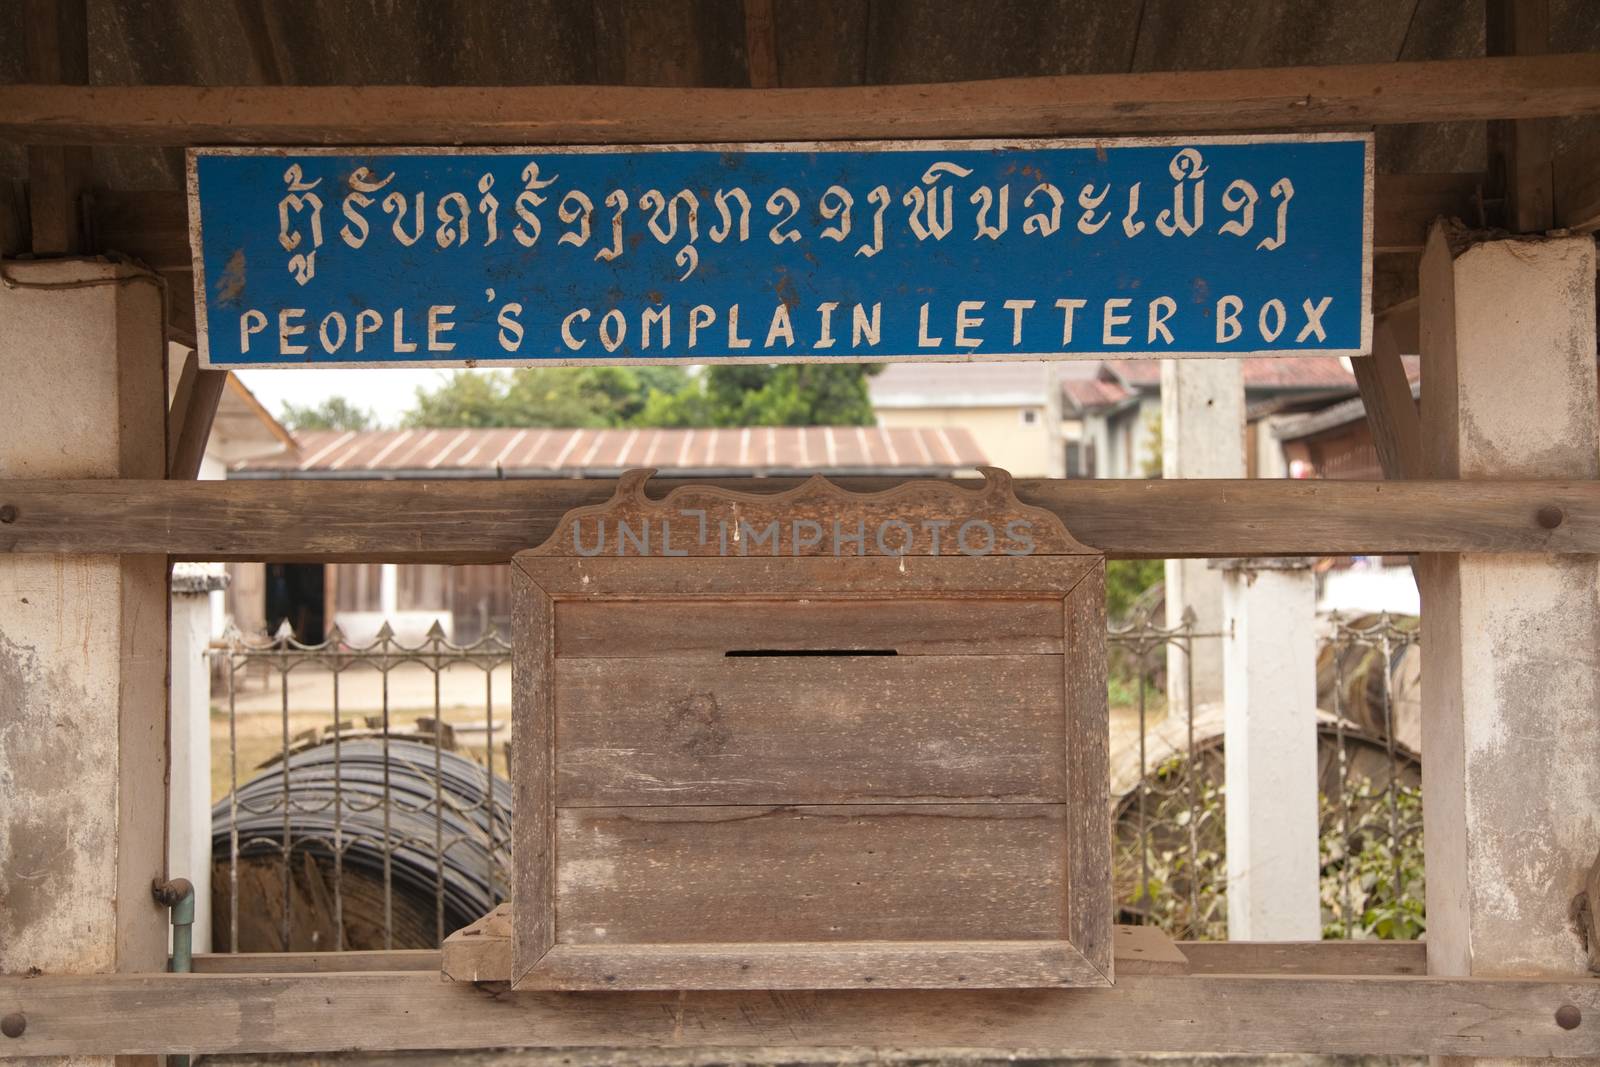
509, 467, 1109, 990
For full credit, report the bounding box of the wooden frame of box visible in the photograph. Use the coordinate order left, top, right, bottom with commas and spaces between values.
507, 467, 1110, 990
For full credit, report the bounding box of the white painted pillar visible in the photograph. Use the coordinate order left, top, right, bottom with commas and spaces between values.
0, 262, 169, 1006
1418, 224, 1599, 1059
170, 569, 222, 954
379, 562, 400, 619
1219, 557, 1322, 940
1162, 358, 1245, 714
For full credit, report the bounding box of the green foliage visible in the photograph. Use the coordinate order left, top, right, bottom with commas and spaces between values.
1320, 781, 1426, 940
1105, 559, 1163, 621
636, 364, 881, 428
404, 366, 693, 429
1116, 761, 1427, 943
403, 364, 878, 429
279, 396, 375, 431
1117, 755, 1228, 940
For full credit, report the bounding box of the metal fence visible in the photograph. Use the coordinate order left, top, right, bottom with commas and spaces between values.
209, 609, 1423, 953
213, 623, 512, 953
1107, 609, 1423, 941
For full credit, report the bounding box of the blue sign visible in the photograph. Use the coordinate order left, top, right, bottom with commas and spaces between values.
188, 136, 1371, 368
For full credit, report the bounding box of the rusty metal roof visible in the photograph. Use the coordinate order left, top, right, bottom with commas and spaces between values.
231, 425, 988, 479
1101, 356, 1372, 393
1061, 377, 1134, 414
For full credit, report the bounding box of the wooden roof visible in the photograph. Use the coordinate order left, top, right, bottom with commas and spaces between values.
3, 0, 1599, 190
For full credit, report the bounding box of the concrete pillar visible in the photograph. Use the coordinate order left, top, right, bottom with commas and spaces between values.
0, 262, 169, 1000
170, 567, 223, 954
1417, 223, 1599, 1061
1218, 557, 1322, 940
1162, 358, 1245, 714
380, 562, 400, 618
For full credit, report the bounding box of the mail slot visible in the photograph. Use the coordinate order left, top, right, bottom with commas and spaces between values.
505, 467, 1110, 990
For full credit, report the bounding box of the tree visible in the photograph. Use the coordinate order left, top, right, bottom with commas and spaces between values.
403, 366, 693, 428
279, 396, 375, 431
633, 364, 880, 428
403, 363, 879, 430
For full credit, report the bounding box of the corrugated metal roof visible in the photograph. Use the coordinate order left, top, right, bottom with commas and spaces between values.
231, 425, 987, 479
1061, 377, 1133, 413
1102, 356, 1371, 392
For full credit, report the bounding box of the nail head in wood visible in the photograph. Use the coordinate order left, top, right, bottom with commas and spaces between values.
1556, 1004, 1581, 1030
0, 1013, 25, 1038
1537, 505, 1566, 530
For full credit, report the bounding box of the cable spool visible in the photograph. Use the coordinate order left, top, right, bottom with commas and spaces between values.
211, 738, 511, 952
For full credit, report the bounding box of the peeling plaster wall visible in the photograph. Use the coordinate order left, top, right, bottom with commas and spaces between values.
0, 261, 168, 1008
1418, 229, 1600, 1001
0, 564, 122, 973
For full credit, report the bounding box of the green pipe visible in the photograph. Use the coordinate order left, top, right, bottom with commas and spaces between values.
153, 878, 195, 1067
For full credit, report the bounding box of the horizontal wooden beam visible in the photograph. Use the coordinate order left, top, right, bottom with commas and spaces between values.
3, 54, 1600, 145
0, 477, 1594, 560
0, 969, 1594, 1058
189, 938, 1431, 977
192, 950, 438, 973
1178, 939, 1426, 976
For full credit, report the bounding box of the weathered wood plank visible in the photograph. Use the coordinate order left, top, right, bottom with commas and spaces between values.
522, 555, 1092, 599
191, 949, 439, 973
5, 55, 1600, 145
198, 938, 1424, 978
520, 468, 1091, 560
449, 914, 1181, 986
1177, 939, 1426, 976
556, 654, 1065, 806
23, 0, 91, 256
1350, 320, 1422, 480
439, 904, 512, 985
166, 363, 228, 480
1063, 564, 1111, 981
3, 477, 1594, 560
555, 805, 1066, 945
510, 571, 556, 988
555, 598, 1065, 657
526, 940, 1103, 991
3, 970, 1598, 1057
1115, 924, 1189, 976
1488, 0, 1555, 233
448, 910, 1183, 986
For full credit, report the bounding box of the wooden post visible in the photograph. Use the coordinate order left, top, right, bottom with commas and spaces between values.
1417, 221, 1599, 1065
23, 0, 91, 255
1488, 0, 1555, 234
1218, 558, 1321, 940
0, 262, 169, 1063
1351, 320, 1422, 481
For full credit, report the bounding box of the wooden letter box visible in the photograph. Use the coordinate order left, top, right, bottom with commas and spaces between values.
507, 468, 1109, 990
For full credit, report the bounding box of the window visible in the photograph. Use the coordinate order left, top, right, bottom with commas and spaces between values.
1020, 408, 1039, 425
